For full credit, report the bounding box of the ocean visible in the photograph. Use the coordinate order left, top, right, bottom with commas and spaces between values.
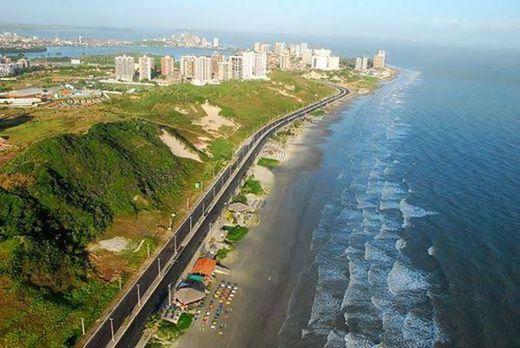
278, 46, 520, 347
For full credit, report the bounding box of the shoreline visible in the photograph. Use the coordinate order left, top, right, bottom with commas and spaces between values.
169, 92, 356, 348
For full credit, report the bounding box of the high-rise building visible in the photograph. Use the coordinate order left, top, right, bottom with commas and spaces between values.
279, 54, 291, 70
312, 54, 340, 71
302, 49, 313, 66
274, 42, 287, 55
260, 44, 271, 54
254, 42, 262, 53
161, 55, 175, 78
139, 55, 154, 81
229, 56, 243, 79
301, 42, 309, 51
355, 57, 363, 71
180, 56, 196, 79
210, 52, 224, 79
254, 52, 268, 79
289, 44, 302, 57
327, 56, 340, 70
373, 50, 386, 69
192, 56, 212, 85
242, 51, 255, 80
115, 55, 135, 82
213, 37, 220, 49
312, 55, 329, 70
218, 60, 232, 81
356, 56, 369, 71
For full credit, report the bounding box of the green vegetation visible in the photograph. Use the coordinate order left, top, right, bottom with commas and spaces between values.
0, 120, 200, 293
216, 247, 231, 260
311, 109, 325, 116
0, 67, 337, 346
0, 275, 119, 347
242, 178, 264, 195
223, 225, 249, 242
257, 157, 280, 169
146, 313, 193, 346
176, 313, 194, 330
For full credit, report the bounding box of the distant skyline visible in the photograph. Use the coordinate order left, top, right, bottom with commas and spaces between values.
2, 0, 520, 48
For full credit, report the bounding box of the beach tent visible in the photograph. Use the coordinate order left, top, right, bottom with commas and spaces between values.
191, 258, 217, 277
175, 282, 206, 305
228, 202, 250, 213
187, 274, 205, 283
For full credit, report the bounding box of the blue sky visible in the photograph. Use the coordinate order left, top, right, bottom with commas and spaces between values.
3, 0, 520, 47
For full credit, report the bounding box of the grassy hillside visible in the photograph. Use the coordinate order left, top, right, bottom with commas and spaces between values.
1, 120, 202, 291
0, 70, 335, 346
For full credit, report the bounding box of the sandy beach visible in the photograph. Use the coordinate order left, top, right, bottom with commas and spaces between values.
172, 102, 350, 348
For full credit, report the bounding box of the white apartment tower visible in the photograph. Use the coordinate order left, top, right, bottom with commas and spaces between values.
193, 56, 212, 85
139, 55, 154, 81
254, 52, 268, 79
373, 50, 386, 69
242, 51, 255, 80
355, 56, 369, 71
115, 55, 135, 82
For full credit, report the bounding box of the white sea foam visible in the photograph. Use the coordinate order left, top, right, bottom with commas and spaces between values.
365, 242, 393, 263
307, 285, 341, 332
325, 330, 347, 348
387, 261, 429, 295
345, 333, 377, 348
379, 200, 401, 211
400, 199, 437, 227
381, 181, 406, 201
395, 239, 407, 250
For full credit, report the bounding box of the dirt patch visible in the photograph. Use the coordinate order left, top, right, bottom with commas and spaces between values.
267, 86, 303, 103
96, 237, 130, 253
193, 101, 239, 137
159, 129, 202, 162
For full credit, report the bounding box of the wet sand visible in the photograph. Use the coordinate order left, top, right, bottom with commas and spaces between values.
174, 109, 347, 348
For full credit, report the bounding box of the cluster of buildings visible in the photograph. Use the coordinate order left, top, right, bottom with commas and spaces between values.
180, 50, 267, 85
114, 50, 268, 86
148, 33, 220, 49
0, 32, 44, 51
354, 50, 386, 72
115, 55, 160, 82
0, 55, 30, 77
0, 32, 128, 51
253, 41, 341, 72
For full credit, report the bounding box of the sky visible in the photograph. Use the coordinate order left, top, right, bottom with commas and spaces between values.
2, 0, 520, 48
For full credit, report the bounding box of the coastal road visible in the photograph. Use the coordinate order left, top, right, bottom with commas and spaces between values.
82, 85, 348, 348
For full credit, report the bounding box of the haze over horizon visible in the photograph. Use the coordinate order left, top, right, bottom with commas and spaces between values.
2, 0, 520, 49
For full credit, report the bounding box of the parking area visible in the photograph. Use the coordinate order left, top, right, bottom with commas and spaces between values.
192, 278, 239, 335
